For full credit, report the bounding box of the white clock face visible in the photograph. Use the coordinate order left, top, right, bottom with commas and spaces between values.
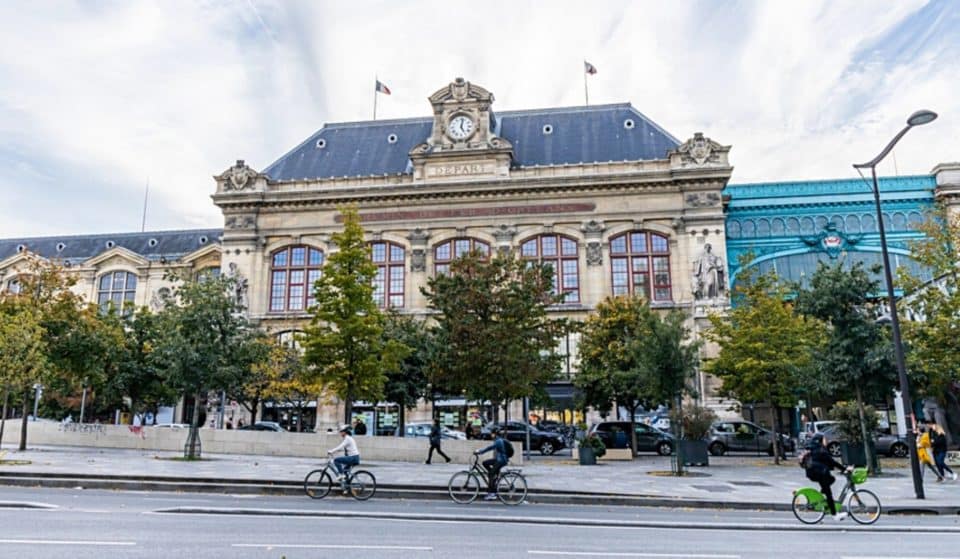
447, 115, 475, 140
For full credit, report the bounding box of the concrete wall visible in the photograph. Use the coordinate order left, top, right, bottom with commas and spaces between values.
1, 421, 522, 464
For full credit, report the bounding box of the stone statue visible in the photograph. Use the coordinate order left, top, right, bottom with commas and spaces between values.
228, 262, 248, 309
692, 243, 725, 300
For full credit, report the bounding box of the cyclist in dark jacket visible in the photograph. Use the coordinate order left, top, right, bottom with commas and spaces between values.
804, 433, 851, 521
475, 427, 509, 501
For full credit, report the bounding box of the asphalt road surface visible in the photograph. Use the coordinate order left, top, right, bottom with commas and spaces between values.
0, 486, 956, 558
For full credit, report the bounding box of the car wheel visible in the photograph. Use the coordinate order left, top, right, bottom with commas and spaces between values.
539, 441, 556, 455
890, 442, 909, 458
656, 441, 673, 456
827, 442, 841, 458
708, 442, 726, 456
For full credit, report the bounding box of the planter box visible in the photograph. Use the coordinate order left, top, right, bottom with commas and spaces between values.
841, 442, 867, 467
679, 440, 709, 467
600, 448, 633, 461
576, 446, 597, 465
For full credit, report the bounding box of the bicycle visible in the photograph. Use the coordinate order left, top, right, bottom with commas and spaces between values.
303, 455, 377, 501
447, 454, 528, 505
791, 466, 881, 525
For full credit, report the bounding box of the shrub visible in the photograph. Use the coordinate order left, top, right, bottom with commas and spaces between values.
577, 433, 607, 458
671, 404, 718, 441
829, 401, 878, 444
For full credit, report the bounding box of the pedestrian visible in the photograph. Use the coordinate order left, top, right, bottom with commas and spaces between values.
425, 419, 451, 465
917, 425, 943, 482
931, 423, 957, 482
353, 418, 367, 436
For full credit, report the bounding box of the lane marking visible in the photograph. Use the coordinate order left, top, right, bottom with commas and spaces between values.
842, 557, 960, 559
233, 544, 432, 551
0, 539, 135, 546
529, 553, 738, 558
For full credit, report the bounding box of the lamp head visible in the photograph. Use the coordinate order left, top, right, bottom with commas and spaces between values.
907, 110, 937, 127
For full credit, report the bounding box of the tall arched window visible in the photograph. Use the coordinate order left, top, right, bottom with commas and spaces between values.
97, 271, 138, 313
609, 231, 672, 302
270, 245, 324, 312
520, 234, 579, 303
371, 241, 405, 308
434, 237, 490, 275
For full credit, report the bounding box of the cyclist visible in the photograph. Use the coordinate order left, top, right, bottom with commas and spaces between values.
328, 424, 360, 481
474, 426, 509, 501
804, 433, 852, 521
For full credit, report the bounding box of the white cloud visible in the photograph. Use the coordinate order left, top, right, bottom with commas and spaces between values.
0, 0, 956, 237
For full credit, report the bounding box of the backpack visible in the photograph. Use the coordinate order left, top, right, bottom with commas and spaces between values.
502, 439, 515, 459
798, 449, 812, 469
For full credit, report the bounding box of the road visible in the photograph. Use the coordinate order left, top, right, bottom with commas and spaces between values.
0, 486, 956, 558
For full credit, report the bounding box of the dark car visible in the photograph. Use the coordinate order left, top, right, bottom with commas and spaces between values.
820, 426, 910, 458
588, 421, 674, 456
707, 420, 795, 456
238, 421, 286, 432
481, 421, 566, 455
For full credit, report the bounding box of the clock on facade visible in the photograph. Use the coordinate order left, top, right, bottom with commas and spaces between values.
446, 114, 475, 140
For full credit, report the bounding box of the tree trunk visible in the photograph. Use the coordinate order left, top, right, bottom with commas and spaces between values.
19, 388, 29, 451
673, 393, 685, 476
629, 402, 638, 458
398, 401, 406, 437
772, 404, 782, 465
343, 397, 353, 425
185, 391, 202, 459
0, 388, 9, 448
854, 385, 877, 475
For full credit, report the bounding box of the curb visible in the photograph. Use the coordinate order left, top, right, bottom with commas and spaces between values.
0, 472, 956, 515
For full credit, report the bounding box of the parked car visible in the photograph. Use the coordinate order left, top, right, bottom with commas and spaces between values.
481, 421, 566, 455
634, 414, 671, 431
820, 425, 909, 458
238, 421, 286, 432
798, 420, 840, 446
588, 421, 675, 456
153, 423, 190, 429
404, 422, 467, 440
707, 420, 796, 456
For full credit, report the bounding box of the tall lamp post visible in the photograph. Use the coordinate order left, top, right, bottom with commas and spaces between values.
853, 109, 937, 500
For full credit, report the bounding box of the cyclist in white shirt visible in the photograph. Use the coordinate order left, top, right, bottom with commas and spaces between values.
328, 424, 360, 479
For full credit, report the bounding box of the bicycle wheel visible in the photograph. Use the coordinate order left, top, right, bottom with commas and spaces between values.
497, 472, 528, 506
791, 491, 826, 524
304, 469, 333, 499
347, 470, 377, 501
447, 471, 481, 504
847, 489, 881, 525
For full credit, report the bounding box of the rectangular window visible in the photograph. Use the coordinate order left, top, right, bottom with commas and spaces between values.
454, 239, 470, 257
634, 272, 649, 297
289, 285, 304, 310
611, 257, 628, 295
653, 256, 671, 301
373, 268, 385, 306
435, 263, 450, 276
113, 271, 126, 290
630, 233, 647, 253
99, 275, 112, 290
541, 236, 557, 257
291, 247, 306, 266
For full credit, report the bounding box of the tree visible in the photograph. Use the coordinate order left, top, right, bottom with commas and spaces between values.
260, 339, 319, 432
575, 295, 699, 457
704, 267, 824, 463
382, 311, 431, 434
153, 273, 250, 458
794, 262, 895, 473
422, 249, 568, 420
0, 303, 47, 448
302, 206, 409, 423
225, 331, 274, 426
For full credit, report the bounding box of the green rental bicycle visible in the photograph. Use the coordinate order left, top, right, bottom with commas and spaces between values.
792, 466, 881, 524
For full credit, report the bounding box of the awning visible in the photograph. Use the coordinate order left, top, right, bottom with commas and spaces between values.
543, 383, 579, 410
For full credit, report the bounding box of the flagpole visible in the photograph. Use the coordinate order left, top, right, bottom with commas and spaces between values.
583, 61, 589, 106
373, 75, 378, 120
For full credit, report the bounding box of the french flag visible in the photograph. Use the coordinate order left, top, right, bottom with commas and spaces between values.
584, 61, 597, 75
375, 80, 392, 95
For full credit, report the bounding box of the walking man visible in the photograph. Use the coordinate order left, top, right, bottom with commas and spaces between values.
425, 419, 451, 464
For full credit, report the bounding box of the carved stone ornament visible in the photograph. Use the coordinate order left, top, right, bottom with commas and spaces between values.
410, 248, 426, 273
580, 219, 606, 236
492, 224, 517, 243
691, 243, 726, 301
407, 228, 430, 246
225, 215, 256, 230
224, 160, 255, 191
672, 133, 728, 168
586, 241, 603, 266
227, 263, 249, 309
684, 192, 721, 208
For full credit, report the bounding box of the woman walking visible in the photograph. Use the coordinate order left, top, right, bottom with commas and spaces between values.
931, 423, 957, 482
425, 419, 451, 465
918, 425, 944, 482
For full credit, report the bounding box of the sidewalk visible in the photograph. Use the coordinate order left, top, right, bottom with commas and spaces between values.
1, 444, 958, 512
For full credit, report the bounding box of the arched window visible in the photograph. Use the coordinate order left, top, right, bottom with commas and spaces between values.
270, 245, 324, 312
371, 241, 405, 308
4, 276, 21, 294
97, 271, 138, 313
434, 238, 490, 275
520, 234, 579, 303
196, 266, 221, 282
609, 231, 672, 302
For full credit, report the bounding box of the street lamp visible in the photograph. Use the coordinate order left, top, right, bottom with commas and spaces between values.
853, 109, 937, 500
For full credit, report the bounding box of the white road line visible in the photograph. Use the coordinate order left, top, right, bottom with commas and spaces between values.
529, 553, 739, 558
0, 539, 135, 546
842, 557, 960, 559
233, 544, 432, 551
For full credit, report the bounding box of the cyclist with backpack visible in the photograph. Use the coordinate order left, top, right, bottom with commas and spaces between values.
474, 426, 514, 501
801, 433, 852, 521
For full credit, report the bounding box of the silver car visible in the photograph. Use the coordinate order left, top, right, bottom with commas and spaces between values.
404, 422, 466, 440
821, 426, 909, 458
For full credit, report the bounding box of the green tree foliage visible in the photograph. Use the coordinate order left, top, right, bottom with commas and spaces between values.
422, 249, 568, 416
260, 339, 318, 432
899, 205, 960, 400
302, 207, 409, 423
575, 295, 699, 456
705, 267, 824, 463
225, 331, 274, 425
153, 273, 250, 458
794, 262, 894, 473
382, 311, 431, 433
0, 303, 47, 447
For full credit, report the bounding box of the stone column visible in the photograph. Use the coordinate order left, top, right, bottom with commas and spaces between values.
407, 228, 430, 310
933, 162, 960, 221
580, 219, 606, 307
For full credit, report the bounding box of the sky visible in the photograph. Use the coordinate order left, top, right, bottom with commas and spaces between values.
0, 0, 957, 239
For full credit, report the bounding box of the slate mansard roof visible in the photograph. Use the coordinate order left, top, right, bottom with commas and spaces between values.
0, 229, 224, 266
263, 103, 680, 182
